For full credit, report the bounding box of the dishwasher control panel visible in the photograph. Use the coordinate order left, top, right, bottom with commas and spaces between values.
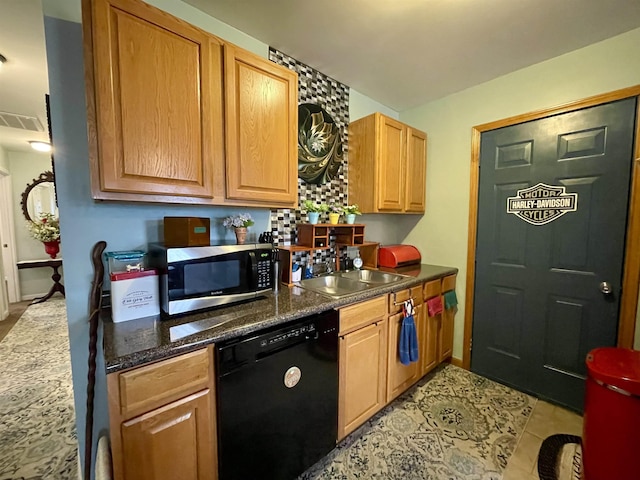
260, 324, 316, 347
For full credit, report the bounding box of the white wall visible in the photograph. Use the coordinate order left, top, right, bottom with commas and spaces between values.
0, 147, 9, 317
349, 89, 398, 122
0, 147, 8, 171
8, 150, 61, 298
400, 27, 640, 359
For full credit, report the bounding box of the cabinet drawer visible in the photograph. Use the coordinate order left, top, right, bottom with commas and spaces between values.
339, 295, 387, 335
423, 279, 441, 300
442, 274, 456, 293
389, 285, 423, 314
118, 348, 210, 418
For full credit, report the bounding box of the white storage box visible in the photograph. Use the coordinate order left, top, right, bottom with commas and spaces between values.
110, 269, 160, 323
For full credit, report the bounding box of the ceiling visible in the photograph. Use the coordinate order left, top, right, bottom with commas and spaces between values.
184, 0, 640, 111
0, 0, 50, 153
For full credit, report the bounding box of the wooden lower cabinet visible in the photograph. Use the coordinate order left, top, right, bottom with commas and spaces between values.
386, 304, 424, 403
421, 308, 439, 376
108, 346, 217, 480
337, 296, 388, 440
121, 390, 215, 480
338, 319, 388, 440
439, 274, 457, 362
439, 308, 455, 362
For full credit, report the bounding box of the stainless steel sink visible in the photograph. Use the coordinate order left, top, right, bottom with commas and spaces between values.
295, 275, 373, 298
336, 269, 408, 284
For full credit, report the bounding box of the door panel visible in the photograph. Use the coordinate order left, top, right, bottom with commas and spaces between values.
93, 0, 219, 198
473, 98, 637, 410
494, 183, 529, 266
405, 128, 427, 212
377, 117, 405, 211
544, 295, 588, 377
489, 286, 524, 359
224, 45, 298, 205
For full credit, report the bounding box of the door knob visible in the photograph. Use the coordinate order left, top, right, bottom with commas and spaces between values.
599, 281, 613, 294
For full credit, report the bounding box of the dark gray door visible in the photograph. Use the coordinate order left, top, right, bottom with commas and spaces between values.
472, 98, 637, 411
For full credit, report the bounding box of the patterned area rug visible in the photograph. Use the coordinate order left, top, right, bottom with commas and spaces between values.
300, 364, 535, 480
0, 298, 78, 479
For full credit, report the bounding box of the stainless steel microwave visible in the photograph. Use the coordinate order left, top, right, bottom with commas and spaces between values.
148, 243, 273, 316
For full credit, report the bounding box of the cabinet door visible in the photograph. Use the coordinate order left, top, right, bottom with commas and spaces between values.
404, 128, 427, 213
224, 45, 298, 206
386, 310, 421, 403
121, 389, 215, 480
338, 320, 387, 440
376, 115, 406, 212
439, 275, 456, 362
440, 306, 455, 362
90, 0, 222, 200
421, 306, 439, 376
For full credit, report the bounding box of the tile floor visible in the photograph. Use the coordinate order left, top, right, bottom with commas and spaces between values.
503, 400, 583, 480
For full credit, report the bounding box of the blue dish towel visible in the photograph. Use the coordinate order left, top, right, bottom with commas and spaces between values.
399, 299, 419, 365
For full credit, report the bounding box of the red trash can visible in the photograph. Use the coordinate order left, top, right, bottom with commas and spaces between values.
582, 347, 640, 480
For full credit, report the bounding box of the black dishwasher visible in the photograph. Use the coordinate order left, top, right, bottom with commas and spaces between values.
216, 310, 339, 480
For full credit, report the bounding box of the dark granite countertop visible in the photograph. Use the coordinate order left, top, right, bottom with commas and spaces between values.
102, 263, 457, 374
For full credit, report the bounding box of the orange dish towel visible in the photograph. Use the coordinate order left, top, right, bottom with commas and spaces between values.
426, 296, 444, 317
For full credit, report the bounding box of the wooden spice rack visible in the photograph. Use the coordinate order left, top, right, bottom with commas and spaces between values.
278, 223, 379, 286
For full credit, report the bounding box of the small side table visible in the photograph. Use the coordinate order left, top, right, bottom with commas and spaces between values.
17, 259, 65, 304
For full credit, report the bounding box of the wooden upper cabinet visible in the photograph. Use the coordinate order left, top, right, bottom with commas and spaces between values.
349, 112, 427, 214
377, 116, 406, 211
224, 45, 298, 206
405, 128, 427, 213
87, 0, 224, 202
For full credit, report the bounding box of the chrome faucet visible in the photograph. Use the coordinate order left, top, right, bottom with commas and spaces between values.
325, 254, 336, 274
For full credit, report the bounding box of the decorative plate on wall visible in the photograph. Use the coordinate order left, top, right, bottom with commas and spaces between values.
298, 103, 344, 184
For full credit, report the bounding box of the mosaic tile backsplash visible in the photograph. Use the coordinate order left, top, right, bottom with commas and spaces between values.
269, 48, 350, 267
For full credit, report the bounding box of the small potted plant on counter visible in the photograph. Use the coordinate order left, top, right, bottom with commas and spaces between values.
223, 213, 255, 244
328, 204, 342, 225
342, 204, 361, 224
302, 200, 328, 224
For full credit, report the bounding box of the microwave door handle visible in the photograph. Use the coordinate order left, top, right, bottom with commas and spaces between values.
248, 251, 258, 287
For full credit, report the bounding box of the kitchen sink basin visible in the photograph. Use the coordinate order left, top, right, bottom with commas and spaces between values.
295, 275, 373, 298
335, 269, 408, 284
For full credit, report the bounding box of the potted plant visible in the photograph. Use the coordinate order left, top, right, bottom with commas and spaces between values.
328, 204, 342, 225
223, 213, 255, 244
301, 200, 328, 224
27, 212, 61, 258
341, 204, 361, 224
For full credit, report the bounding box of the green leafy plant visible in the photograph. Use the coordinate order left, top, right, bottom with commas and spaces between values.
342, 204, 362, 215
302, 199, 329, 213
27, 212, 60, 242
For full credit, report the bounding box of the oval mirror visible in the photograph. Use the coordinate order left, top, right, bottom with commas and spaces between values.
21, 171, 58, 222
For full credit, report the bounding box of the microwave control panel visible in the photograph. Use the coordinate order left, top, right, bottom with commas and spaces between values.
257, 259, 272, 289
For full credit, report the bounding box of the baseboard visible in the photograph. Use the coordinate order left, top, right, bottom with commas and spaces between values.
21, 293, 43, 301
448, 357, 464, 368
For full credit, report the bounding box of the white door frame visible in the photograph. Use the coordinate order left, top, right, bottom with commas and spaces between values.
0, 168, 21, 303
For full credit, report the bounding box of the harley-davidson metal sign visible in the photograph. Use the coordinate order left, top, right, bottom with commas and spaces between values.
506, 183, 578, 225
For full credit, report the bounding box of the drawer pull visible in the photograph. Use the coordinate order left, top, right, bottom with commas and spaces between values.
392, 296, 416, 307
